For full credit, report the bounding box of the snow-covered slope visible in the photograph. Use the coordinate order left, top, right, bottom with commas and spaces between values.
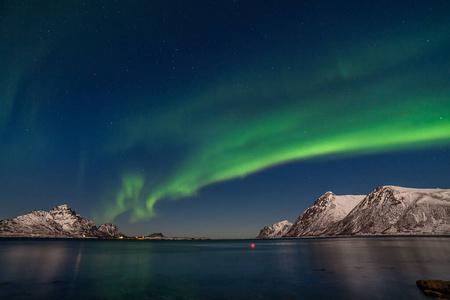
257, 220, 292, 238
284, 192, 364, 237
0, 204, 120, 238
325, 186, 450, 236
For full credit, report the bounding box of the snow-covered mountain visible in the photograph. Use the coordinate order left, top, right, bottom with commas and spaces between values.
98, 223, 124, 238
0, 204, 122, 238
325, 186, 450, 236
257, 220, 292, 238
259, 186, 450, 238
283, 192, 364, 237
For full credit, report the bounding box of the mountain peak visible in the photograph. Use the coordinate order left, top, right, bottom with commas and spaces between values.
98, 223, 124, 238
50, 204, 74, 213
380, 185, 445, 193
321, 191, 335, 199
324, 186, 450, 236
1, 205, 123, 238
269, 186, 450, 238
312, 191, 336, 207
284, 192, 364, 237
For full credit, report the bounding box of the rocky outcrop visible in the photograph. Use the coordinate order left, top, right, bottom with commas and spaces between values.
98, 223, 124, 238
416, 280, 450, 299
257, 220, 292, 239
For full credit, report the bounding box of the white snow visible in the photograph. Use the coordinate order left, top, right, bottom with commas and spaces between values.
280, 185, 450, 238
327, 195, 366, 220
258, 220, 293, 238
0, 204, 105, 238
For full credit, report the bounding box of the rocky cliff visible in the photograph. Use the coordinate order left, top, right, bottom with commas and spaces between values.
98, 223, 124, 238
257, 220, 292, 238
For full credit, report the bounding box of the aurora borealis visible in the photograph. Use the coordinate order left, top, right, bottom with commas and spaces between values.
1, 1, 449, 238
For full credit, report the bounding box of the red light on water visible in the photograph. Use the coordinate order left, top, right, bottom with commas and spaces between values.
250, 244, 255, 248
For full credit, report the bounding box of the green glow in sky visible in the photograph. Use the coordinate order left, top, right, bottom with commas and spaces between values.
2, 1, 450, 238
99, 24, 450, 222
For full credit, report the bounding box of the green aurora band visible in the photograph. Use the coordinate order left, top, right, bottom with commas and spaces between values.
98, 21, 450, 223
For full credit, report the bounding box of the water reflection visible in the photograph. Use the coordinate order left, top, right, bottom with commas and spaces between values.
0, 239, 75, 299
301, 237, 450, 299
2, 241, 66, 281
0, 237, 449, 299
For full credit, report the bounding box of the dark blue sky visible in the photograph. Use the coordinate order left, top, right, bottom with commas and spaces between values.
1, 1, 449, 238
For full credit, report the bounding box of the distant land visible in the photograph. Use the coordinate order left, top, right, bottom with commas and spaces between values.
2, 185, 449, 240
258, 186, 450, 238
0, 204, 208, 240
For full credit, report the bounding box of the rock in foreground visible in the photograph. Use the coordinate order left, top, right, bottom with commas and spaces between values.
416, 280, 450, 299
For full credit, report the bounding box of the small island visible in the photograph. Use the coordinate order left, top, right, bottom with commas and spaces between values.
134, 232, 209, 240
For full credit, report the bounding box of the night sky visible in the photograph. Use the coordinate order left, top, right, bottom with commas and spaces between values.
1, 1, 449, 238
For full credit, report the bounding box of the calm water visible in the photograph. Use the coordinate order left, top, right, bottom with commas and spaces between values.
0, 237, 449, 299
